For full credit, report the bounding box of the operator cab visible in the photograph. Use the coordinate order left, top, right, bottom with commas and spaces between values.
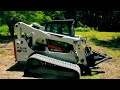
44, 19, 75, 37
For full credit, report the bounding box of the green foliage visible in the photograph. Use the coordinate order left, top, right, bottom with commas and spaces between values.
75, 27, 94, 32
0, 11, 52, 26
77, 21, 84, 27
0, 25, 9, 35
43, 11, 64, 20
1, 11, 120, 32
42, 16, 52, 23
90, 35, 98, 41
29, 11, 44, 24
112, 36, 120, 43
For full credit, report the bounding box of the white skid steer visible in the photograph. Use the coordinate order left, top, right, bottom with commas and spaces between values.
13, 19, 112, 79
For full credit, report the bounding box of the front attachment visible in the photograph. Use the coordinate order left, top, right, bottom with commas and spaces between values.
85, 46, 112, 67
93, 51, 112, 66
24, 54, 80, 79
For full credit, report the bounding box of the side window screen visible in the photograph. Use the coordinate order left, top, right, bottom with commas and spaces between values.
45, 23, 72, 36
46, 24, 51, 32
62, 24, 70, 35
53, 24, 58, 33
46, 24, 57, 33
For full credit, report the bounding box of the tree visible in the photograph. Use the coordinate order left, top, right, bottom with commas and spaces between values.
0, 11, 52, 37
0, 11, 19, 37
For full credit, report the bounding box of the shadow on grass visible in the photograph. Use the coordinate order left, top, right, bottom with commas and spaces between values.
81, 71, 105, 76
81, 66, 105, 76
7, 62, 105, 78
0, 34, 17, 44
7, 62, 25, 72
90, 68, 105, 76
90, 36, 120, 49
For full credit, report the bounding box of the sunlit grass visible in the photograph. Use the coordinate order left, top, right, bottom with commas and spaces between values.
75, 31, 120, 40
75, 31, 120, 79
76, 31, 120, 58
81, 75, 100, 79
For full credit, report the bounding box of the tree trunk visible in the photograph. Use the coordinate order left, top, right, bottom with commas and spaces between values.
6, 18, 17, 38
8, 24, 14, 38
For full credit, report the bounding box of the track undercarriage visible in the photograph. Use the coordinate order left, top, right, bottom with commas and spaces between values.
24, 54, 80, 79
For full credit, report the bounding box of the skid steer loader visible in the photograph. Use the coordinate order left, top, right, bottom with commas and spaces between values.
13, 19, 112, 79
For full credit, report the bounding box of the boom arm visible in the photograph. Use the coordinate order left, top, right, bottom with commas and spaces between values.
14, 22, 50, 45
14, 22, 87, 65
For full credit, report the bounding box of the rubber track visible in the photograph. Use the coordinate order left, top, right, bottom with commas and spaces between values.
28, 54, 81, 76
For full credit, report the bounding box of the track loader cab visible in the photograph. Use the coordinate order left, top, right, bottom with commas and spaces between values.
44, 19, 75, 37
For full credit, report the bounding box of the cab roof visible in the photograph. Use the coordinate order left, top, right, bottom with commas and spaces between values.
44, 19, 75, 24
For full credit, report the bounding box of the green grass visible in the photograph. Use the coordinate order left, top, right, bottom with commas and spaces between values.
76, 31, 120, 79
81, 75, 100, 79
76, 31, 120, 59
76, 31, 120, 40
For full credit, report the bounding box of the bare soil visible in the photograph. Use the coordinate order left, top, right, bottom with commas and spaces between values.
0, 42, 39, 79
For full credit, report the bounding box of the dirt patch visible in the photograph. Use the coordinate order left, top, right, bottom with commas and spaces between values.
92, 46, 120, 79
98, 59, 120, 79
0, 42, 40, 79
